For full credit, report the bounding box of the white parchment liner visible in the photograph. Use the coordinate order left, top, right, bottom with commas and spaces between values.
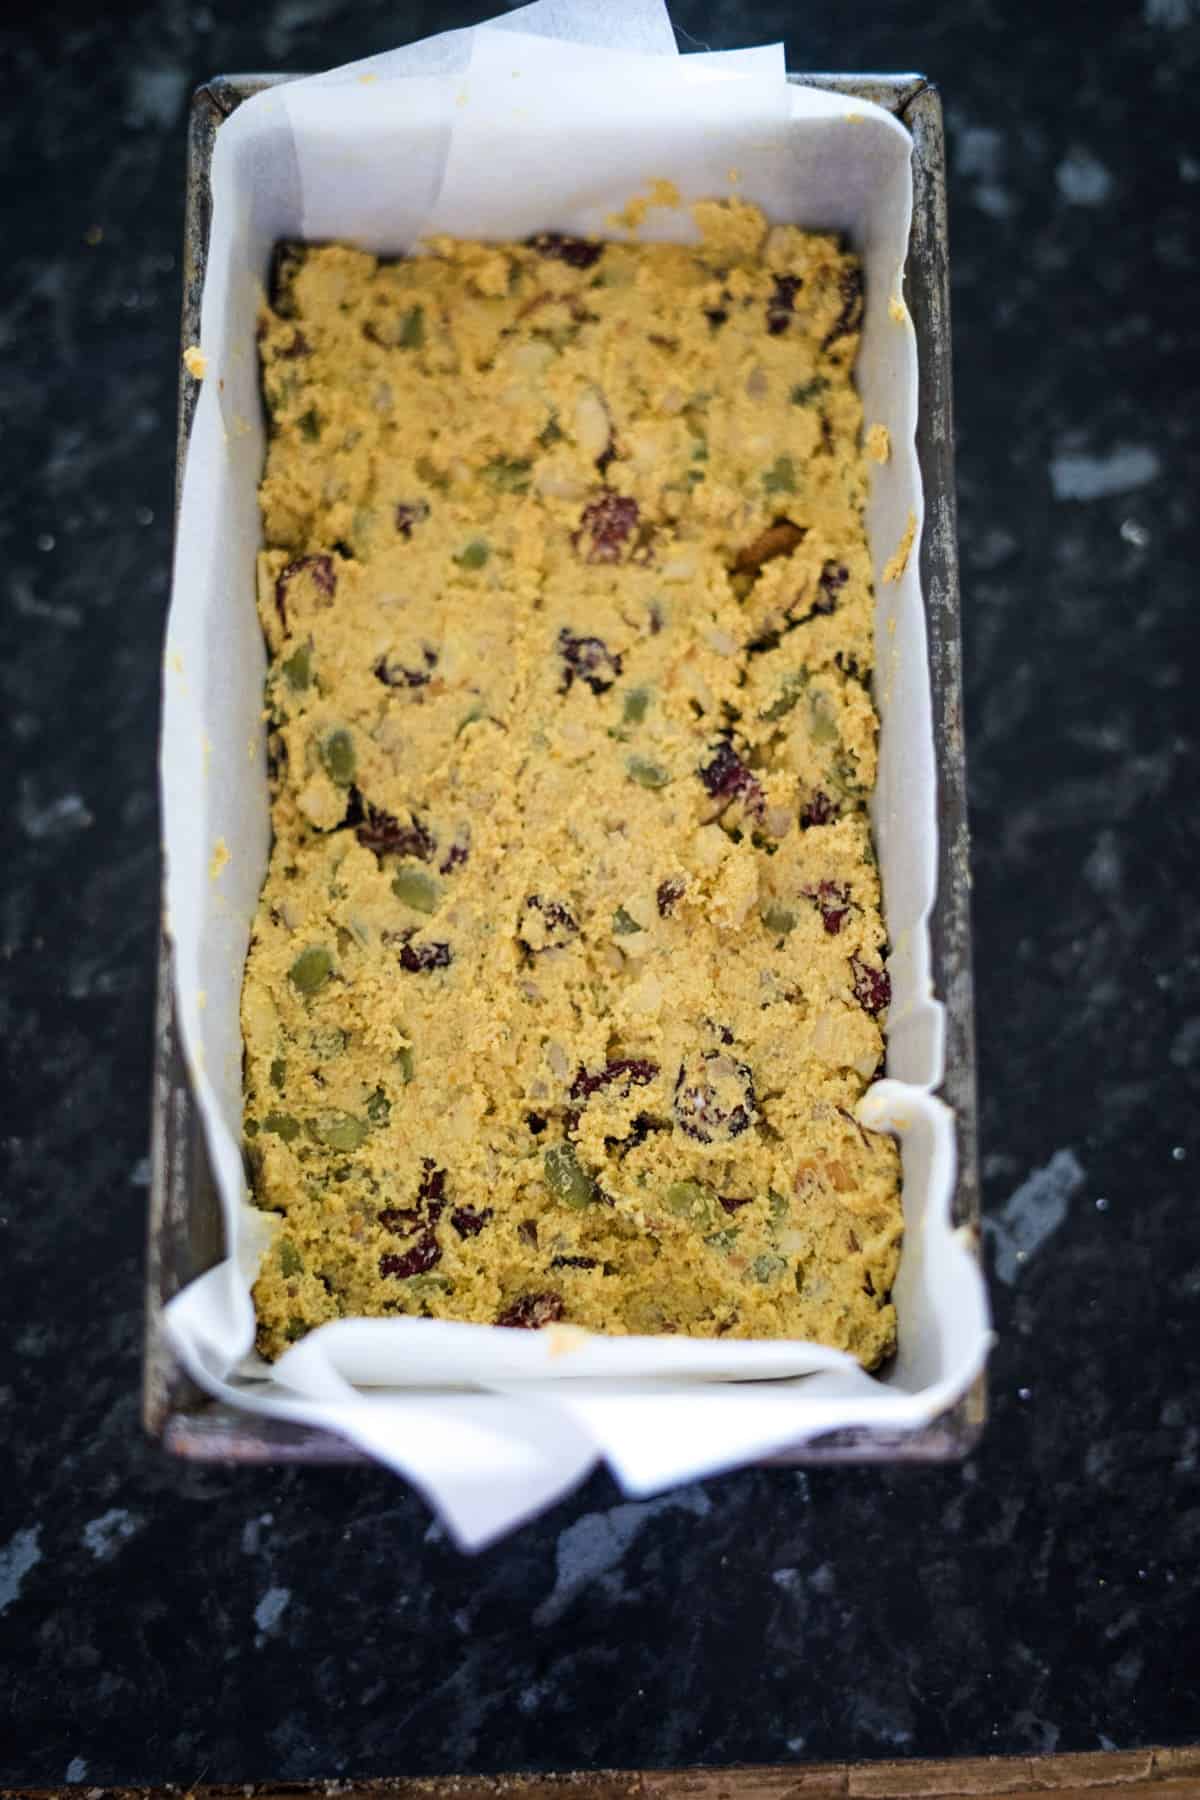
160, 0, 991, 1549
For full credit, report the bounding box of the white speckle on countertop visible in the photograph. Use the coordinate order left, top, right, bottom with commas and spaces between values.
985, 1148, 1086, 1284
64, 1758, 88, 1784
254, 1585, 291, 1641
534, 1487, 711, 1626
954, 123, 1004, 179
1050, 445, 1161, 501
241, 1512, 274, 1555
0, 1525, 42, 1614
82, 1508, 140, 1562
1056, 147, 1113, 206
1145, 0, 1195, 26
18, 782, 94, 841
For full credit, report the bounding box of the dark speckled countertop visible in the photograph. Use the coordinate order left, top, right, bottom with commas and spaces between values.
2, 0, 1198, 1784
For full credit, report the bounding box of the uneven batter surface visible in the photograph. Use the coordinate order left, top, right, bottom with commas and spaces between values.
244, 201, 902, 1365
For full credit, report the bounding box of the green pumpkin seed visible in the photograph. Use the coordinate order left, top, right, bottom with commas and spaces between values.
612, 906, 643, 936
415, 454, 449, 492
627, 754, 671, 790
319, 728, 356, 787
763, 454, 796, 496
282, 642, 311, 691
395, 1045, 415, 1085
455, 539, 490, 571
544, 1142, 598, 1209
279, 1240, 304, 1277
263, 1111, 301, 1143
481, 457, 532, 493
761, 904, 797, 937
366, 1088, 391, 1127
663, 1180, 717, 1224
397, 304, 425, 349
289, 946, 333, 995
704, 1226, 740, 1255
751, 1252, 788, 1284
309, 1111, 368, 1153
269, 1057, 287, 1092
284, 1316, 307, 1342
810, 692, 839, 744
391, 866, 440, 914
761, 669, 809, 722
298, 407, 322, 442
622, 687, 651, 726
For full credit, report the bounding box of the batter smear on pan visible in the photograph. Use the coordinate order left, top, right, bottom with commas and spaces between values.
243, 199, 902, 1363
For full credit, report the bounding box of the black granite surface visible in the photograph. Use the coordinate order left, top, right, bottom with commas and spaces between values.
2, 0, 1198, 1784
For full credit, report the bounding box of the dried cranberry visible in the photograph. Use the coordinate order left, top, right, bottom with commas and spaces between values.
381, 1159, 446, 1234
519, 895, 579, 954
674, 1049, 756, 1144
570, 1058, 658, 1102
398, 940, 452, 973
607, 1111, 666, 1153
439, 829, 470, 875
800, 789, 838, 829
451, 1206, 492, 1239
279, 329, 310, 359
527, 232, 603, 269
379, 1232, 441, 1279
550, 1255, 597, 1270
374, 646, 438, 688
814, 561, 850, 614
497, 1292, 565, 1329
822, 266, 865, 353
274, 553, 335, 629
356, 804, 437, 861
805, 879, 852, 934
379, 1206, 422, 1234
766, 274, 803, 335
697, 739, 764, 817
417, 1161, 446, 1209
394, 500, 430, 538
572, 493, 639, 564
704, 306, 729, 329
656, 877, 685, 917
526, 1114, 547, 1136
851, 955, 891, 1017
558, 628, 623, 696
719, 1194, 754, 1214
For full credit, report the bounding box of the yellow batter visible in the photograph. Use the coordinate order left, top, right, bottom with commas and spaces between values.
245, 201, 901, 1365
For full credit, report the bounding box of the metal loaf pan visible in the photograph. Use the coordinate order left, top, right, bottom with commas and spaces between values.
145, 71, 984, 1464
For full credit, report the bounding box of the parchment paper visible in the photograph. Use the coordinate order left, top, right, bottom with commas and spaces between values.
160, 0, 991, 1549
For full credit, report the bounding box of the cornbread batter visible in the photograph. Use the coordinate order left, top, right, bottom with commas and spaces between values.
245, 201, 901, 1364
